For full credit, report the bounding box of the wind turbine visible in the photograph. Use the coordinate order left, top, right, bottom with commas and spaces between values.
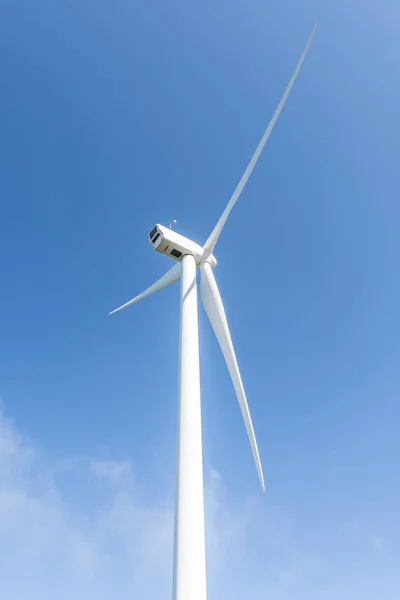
110, 25, 316, 600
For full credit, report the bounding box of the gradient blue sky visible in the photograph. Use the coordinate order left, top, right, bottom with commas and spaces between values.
1, 1, 399, 598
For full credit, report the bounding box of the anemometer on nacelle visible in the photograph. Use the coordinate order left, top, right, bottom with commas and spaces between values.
149, 224, 217, 268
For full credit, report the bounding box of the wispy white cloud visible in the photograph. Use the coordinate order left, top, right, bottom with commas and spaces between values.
0, 407, 173, 599
0, 406, 395, 600
0, 406, 279, 600
90, 459, 134, 485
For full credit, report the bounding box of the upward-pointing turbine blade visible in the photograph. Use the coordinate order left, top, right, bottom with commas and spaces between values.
200, 261, 265, 491
203, 24, 317, 256
109, 262, 181, 315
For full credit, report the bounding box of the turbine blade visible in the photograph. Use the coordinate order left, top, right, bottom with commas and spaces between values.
109, 262, 181, 315
200, 262, 265, 490
203, 24, 317, 255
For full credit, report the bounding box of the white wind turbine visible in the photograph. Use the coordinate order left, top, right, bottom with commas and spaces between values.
110, 25, 316, 600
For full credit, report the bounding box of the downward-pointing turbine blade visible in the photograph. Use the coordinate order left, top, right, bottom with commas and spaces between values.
203, 24, 317, 256
200, 261, 265, 491
109, 262, 181, 315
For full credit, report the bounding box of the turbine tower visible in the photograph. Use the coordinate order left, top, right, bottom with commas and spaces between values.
110, 26, 316, 600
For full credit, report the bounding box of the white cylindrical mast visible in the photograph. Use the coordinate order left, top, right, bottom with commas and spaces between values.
172, 254, 207, 600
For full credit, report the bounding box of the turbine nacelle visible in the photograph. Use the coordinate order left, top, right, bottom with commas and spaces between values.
149, 224, 217, 268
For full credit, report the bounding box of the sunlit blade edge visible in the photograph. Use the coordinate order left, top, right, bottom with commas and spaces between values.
200, 262, 265, 490
109, 262, 181, 315
204, 24, 317, 255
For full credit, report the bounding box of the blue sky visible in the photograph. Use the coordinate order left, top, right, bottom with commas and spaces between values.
1, 0, 399, 598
